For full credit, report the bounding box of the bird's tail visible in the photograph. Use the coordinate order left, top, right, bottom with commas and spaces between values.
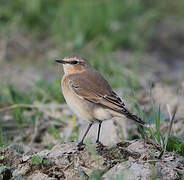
120, 107, 149, 127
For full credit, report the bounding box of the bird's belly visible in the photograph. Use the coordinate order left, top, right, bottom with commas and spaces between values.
62, 89, 112, 121
62, 86, 94, 121
93, 107, 112, 120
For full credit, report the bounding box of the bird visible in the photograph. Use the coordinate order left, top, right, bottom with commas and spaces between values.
56, 54, 148, 147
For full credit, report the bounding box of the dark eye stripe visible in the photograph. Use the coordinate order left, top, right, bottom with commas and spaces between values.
70, 61, 78, 64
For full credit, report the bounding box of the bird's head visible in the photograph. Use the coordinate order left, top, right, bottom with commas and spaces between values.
56, 54, 91, 74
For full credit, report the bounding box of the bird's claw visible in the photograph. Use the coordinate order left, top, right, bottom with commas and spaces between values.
96, 141, 105, 147
77, 142, 86, 151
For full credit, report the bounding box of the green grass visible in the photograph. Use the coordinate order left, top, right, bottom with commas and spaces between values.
181, 172, 184, 180
0, 79, 64, 105
31, 155, 50, 166
129, 85, 184, 157
0, 0, 184, 96
89, 170, 104, 180
33, 79, 64, 103
0, 131, 4, 149
147, 105, 166, 148
0, 0, 153, 50
49, 124, 62, 141
166, 136, 184, 157
1, 0, 184, 86
32, 155, 43, 165
2, 0, 183, 52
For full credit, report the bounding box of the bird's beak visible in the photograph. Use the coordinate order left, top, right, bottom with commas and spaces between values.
55, 59, 67, 64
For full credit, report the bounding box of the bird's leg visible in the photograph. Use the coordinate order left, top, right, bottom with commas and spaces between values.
96, 120, 102, 144
78, 121, 93, 148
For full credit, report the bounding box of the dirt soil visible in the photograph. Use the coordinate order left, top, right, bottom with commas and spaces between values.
1, 140, 184, 180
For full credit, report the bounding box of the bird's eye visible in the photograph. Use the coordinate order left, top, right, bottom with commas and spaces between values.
71, 60, 78, 64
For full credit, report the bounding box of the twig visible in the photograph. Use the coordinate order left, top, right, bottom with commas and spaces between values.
0, 103, 67, 121
163, 104, 178, 153
0, 104, 38, 112
0, 103, 66, 113
144, 138, 163, 151
30, 116, 40, 145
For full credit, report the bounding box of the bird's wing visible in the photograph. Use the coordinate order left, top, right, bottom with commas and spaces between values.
68, 71, 124, 108
68, 71, 146, 126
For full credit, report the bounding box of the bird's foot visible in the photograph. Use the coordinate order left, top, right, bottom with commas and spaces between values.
77, 142, 86, 151
96, 141, 105, 154
96, 141, 105, 148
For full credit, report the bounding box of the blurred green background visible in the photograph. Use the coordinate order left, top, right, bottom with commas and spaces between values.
1, 0, 184, 88
0, 0, 184, 144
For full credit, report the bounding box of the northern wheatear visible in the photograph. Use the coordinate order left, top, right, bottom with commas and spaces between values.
56, 54, 148, 147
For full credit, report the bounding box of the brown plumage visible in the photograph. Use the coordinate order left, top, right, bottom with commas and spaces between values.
56, 54, 148, 146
